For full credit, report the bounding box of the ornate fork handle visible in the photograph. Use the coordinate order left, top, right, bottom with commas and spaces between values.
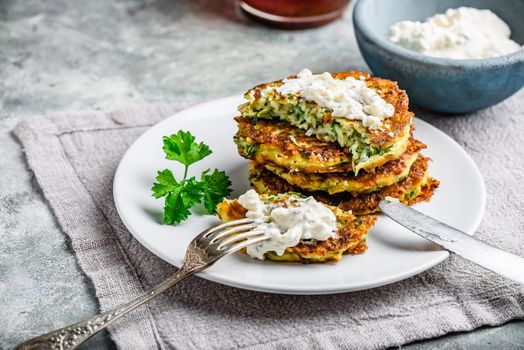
14, 218, 265, 350
15, 255, 207, 350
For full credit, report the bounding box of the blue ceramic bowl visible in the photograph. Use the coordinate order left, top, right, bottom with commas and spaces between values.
353, 0, 524, 114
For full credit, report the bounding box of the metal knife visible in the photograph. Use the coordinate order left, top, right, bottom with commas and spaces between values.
379, 200, 524, 284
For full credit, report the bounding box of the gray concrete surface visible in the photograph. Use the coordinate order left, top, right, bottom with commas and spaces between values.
0, 0, 522, 349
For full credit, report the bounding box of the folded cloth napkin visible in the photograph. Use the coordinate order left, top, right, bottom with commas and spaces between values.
14, 92, 524, 350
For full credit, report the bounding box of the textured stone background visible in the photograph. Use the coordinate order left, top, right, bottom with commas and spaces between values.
0, 0, 523, 349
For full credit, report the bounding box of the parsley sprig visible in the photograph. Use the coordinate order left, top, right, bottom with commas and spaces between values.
152, 131, 232, 225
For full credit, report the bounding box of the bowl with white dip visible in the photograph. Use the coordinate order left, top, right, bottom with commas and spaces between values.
353, 0, 524, 113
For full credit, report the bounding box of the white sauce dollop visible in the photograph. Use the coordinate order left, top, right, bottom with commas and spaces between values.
276, 69, 395, 128
237, 190, 337, 260
388, 7, 522, 60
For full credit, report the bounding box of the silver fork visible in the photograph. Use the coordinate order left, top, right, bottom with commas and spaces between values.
15, 218, 268, 350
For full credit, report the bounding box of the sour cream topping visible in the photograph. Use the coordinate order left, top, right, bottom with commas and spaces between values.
276, 69, 395, 128
237, 190, 337, 260
388, 7, 522, 60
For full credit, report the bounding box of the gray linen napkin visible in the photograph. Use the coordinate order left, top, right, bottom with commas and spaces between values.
14, 91, 524, 349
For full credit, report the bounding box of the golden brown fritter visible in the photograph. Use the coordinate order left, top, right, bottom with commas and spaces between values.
240, 72, 413, 148
249, 155, 439, 216
263, 138, 426, 194
234, 116, 414, 173
217, 193, 377, 263
235, 116, 354, 173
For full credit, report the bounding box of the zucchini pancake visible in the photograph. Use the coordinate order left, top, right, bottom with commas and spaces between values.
249, 156, 439, 216
228, 69, 439, 263
262, 138, 425, 194
238, 69, 413, 173
217, 191, 376, 263
235, 116, 413, 173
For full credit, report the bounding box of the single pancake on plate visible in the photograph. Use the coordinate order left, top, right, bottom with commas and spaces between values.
217, 192, 376, 263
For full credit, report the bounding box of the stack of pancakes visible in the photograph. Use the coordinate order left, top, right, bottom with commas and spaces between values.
234, 71, 439, 216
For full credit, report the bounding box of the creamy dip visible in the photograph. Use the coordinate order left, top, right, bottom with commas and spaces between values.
237, 190, 337, 260
276, 69, 395, 128
388, 7, 522, 60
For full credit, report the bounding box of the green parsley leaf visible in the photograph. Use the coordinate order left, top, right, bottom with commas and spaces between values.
152, 131, 232, 225
151, 169, 181, 199
180, 177, 203, 208
164, 191, 191, 225
151, 170, 189, 225
162, 131, 212, 167
200, 169, 233, 214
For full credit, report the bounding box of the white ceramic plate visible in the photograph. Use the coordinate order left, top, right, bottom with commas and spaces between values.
113, 95, 485, 295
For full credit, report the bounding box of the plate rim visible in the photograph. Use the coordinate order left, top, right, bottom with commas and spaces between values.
113, 94, 486, 295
